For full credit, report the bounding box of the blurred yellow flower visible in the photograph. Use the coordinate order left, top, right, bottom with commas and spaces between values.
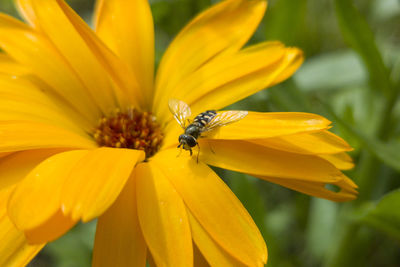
0, 0, 357, 266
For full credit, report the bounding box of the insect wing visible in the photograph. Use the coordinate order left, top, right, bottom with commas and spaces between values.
202, 110, 248, 132
168, 99, 192, 128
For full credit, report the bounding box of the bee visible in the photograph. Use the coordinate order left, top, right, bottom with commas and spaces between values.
168, 99, 248, 160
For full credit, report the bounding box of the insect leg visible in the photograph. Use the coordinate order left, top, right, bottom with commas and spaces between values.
196, 143, 200, 163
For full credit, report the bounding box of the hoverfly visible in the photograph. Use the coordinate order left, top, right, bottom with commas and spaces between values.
168, 99, 248, 161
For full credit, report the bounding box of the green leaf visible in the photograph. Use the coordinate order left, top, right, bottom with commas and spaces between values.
227, 172, 295, 267
306, 199, 338, 260
227, 172, 267, 236
334, 0, 392, 97
344, 127, 400, 173
365, 140, 400, 173
41, 221, 96, 267
323, 102, 400, 173
294, 50, 366, 92
372, 0, 400, 20
264, 0, 307, 46
361, 189, 400, 240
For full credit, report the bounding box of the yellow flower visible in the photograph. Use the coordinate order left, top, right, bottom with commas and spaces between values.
0, 0, 358, 266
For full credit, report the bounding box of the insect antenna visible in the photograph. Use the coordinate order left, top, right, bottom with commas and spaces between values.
176, 144, 183, 157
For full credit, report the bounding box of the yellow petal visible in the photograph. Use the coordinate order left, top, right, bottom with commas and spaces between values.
319, 153, 354, 170
15, 0, 37, 27
147, 253, 157, 267
162, 111, 331, 149
49, 0, 143, 109
189, 211, 248, 267
203, 111, 331, 140
200, 140, 345, 182
187, 48, 303, 116
255, 175, 358, 202
0, 152, 13, 159
27, 0, 128, 112
0, 13, 101, 122
61, 147, 144, 222
250, 130, 353, 155
0, 73, 92, 134
0, 149, 64, 191
93, 174, 147, 267
0, 94, 81, 134
0, 121, 97, 153
8, 150, 89, 231
193, 244, 211, 267
95, 0, 154, 107
152, 149, 267, 267
136, 162, 193, 267
269, 47, 305, 86
0, 53, 29, 75
24, 209, 76, 243
7, 149, 80, 244
154, 0, 267, 109
0, 187, 44, 266
155, 41, 286, 120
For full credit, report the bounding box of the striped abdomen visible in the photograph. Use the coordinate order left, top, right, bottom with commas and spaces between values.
184, 110, 217, 139
193, 110, 217, 128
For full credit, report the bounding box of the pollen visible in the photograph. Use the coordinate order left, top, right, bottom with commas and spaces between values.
93, 108, 164, 158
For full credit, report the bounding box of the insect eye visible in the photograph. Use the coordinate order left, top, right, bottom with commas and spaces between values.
187, 136, 197, 147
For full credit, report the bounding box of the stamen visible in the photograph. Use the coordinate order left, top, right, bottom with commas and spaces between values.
93, 108, 164, 158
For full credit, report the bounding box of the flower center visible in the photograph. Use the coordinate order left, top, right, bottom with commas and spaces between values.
93, 108, 164, 158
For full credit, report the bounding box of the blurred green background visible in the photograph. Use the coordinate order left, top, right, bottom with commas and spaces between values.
1, 0, 400, 266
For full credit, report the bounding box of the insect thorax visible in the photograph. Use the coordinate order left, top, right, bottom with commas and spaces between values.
184, 124, 201, 138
